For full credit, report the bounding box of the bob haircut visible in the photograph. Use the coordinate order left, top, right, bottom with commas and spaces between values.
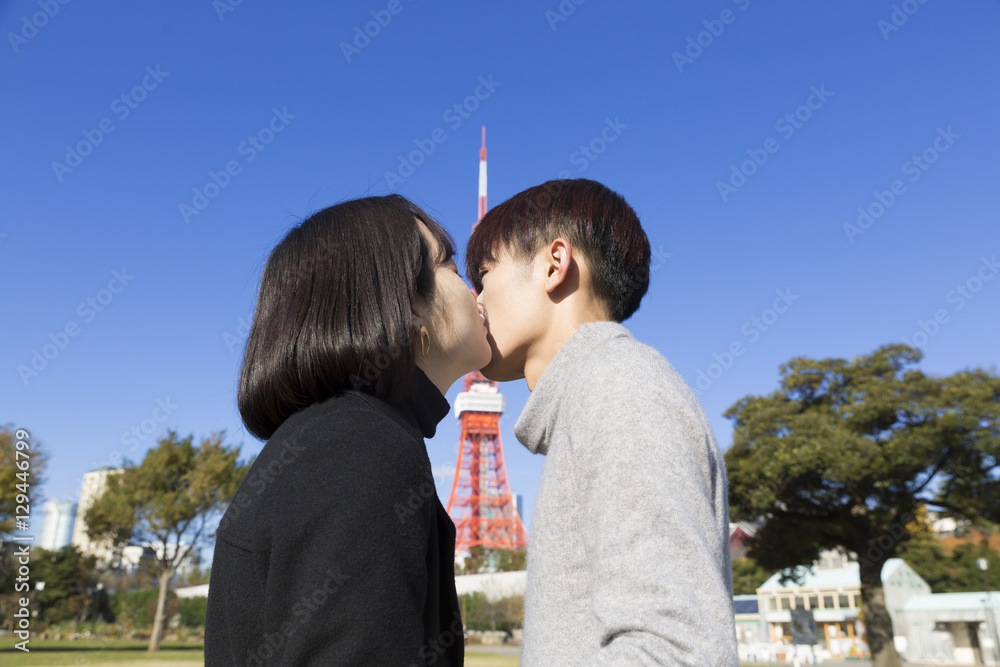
238, 195, 455, 441
465, 178, 651, 322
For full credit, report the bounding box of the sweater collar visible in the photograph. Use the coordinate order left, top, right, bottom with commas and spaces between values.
513, 321, 631, 455
389, 365, 451, 440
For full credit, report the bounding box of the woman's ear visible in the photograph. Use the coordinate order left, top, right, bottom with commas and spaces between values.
411, 294, 430, 330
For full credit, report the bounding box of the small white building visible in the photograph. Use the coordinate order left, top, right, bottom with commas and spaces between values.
900, 591, 1000, 665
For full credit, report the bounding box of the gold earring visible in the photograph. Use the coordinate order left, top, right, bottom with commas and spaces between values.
419, 325, 431, 357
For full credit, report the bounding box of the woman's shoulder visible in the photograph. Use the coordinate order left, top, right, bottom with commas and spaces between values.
271, 390, 426, 460
218, 391, 433, 545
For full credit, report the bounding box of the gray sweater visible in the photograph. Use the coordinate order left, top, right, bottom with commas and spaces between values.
513, 321, 738, 666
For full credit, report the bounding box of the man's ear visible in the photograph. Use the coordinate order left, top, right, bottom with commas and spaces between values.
542, 238, 573, 294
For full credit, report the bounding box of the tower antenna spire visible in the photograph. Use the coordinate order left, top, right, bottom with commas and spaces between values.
447, 126, 528, 559
477, 125, 487, 222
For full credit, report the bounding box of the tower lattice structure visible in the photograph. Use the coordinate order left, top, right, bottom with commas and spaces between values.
445, 127, 528, 553
446, 372, 528, 552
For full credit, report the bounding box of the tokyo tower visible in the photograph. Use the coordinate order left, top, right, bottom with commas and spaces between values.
445, 127, 528, 553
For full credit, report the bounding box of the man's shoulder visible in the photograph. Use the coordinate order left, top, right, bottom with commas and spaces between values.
578, 333, 685, 391
571, 333, 713, 429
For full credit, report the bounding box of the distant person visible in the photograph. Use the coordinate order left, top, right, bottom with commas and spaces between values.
205, 195, 488, 666
465, 179, 738, 665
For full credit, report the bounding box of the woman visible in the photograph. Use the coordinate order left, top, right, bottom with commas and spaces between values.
205, 195, 490, 666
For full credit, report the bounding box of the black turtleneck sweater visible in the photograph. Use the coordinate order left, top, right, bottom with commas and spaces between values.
205, 368, 464, 666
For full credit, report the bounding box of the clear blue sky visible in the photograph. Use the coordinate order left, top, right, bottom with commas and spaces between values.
3, 1, 998, 558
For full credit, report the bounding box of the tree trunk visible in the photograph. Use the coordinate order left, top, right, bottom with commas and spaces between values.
859, 564, 902, 667
148, 570, 172, 651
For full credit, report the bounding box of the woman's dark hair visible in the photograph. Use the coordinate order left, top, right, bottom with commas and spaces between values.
238, 195, 455, 440
465, 178, 651, 322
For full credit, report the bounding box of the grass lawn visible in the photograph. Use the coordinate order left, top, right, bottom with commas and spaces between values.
0, 639, 520, 666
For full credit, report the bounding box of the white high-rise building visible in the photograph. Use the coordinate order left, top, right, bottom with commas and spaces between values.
70, 467, 123, 565
38, 499, 77, 551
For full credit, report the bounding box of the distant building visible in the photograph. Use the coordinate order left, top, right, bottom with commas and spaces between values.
927, 511, 969, 537
751, 550, 1000, 664
729, 521, 756, 560
454, 570, 526, 602
175, 583, 210, 599
70, 467, 123, 566
514, 493, 524, 523
145, 540, 198, 575
38, 499, 77, 551
901, 591, 1000, 664
757, 553, 930, 659
733, 594, 764, 645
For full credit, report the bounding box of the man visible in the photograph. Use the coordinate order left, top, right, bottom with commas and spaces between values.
465, 178, 738, 665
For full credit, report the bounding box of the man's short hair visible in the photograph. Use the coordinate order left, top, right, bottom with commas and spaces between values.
466, 179, 651, 322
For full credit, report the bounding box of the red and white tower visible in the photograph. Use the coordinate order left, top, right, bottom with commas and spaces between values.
446, 127, 528, 554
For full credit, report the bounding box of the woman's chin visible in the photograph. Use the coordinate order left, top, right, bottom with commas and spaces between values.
477, 344, 495, 372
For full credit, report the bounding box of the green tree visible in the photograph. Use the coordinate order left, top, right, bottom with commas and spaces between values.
84, 430, 251, 651
176, 564, 211, 587
0, 425, 47, 540
32, 545, 100, 624
458, 592, 523, 632
724, 344, 1000, 667
898, 531, 1000, 593
179, 595, 208, 627
461, 546, 526, 574
732, 557, 772, 595
110, 587, 177, 629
